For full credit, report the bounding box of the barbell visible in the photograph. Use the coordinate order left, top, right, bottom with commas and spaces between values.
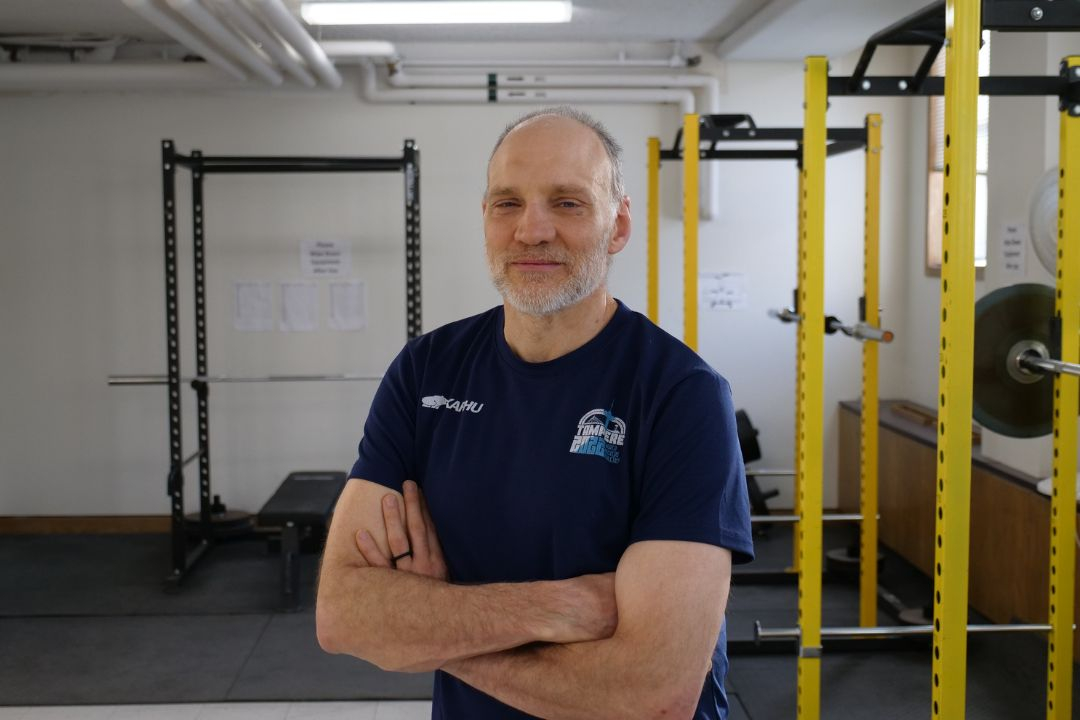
767, 307, 894, 343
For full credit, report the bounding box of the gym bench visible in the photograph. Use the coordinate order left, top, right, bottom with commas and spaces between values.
257, 471, 347, 611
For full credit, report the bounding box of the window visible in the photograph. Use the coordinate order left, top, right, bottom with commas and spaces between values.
926, 32, 990, 274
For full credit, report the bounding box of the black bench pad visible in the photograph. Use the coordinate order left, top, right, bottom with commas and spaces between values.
258, 471, 347, 527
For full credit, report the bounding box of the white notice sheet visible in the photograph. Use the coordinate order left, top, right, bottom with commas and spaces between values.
234, 281, 274, 332
280, 282, 319, 332
329, 280, 367, 331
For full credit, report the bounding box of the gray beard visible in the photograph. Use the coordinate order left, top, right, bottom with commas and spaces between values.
488, 240, 611, 317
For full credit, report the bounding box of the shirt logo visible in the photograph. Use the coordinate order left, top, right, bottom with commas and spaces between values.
421, 395, 484, 414
569, 408, 626, 464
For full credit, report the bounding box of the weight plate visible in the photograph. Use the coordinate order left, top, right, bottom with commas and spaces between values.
972, 283, 1055, 438
1028, 165, 1058, 277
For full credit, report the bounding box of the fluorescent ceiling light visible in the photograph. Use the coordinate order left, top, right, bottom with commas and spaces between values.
301, 1, 573, 25
320, 40, 399, 57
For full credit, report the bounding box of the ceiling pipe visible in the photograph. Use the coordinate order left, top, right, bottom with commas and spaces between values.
361, 61, 694, 112
385, 68, 721, 220
250, 0, 343, 88
166, 0, 283, 85
0, 63, 245, 91
387, 71, 713, 90
121, 0, 248, 81
320, 40, 400, 62
212, 0, 316, 87
400, 47, 694, 70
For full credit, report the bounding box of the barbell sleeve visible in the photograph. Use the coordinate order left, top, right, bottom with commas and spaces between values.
768, 307, 802, 323
1018, 354, 1080, 377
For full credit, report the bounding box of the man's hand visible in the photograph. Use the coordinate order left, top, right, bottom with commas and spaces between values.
353, 480, 619, 645
355, 479, 449, 581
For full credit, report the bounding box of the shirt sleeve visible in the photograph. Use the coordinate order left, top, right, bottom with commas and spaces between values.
630, 369, 755, 564
348, 345, 417, 494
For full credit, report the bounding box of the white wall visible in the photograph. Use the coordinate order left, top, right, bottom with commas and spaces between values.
1, 46, 911, 517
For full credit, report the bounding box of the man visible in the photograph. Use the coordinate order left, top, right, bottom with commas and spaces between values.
317, 106, 754, 719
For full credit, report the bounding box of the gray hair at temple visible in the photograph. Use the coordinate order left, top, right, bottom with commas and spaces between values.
487, 106, 626, 208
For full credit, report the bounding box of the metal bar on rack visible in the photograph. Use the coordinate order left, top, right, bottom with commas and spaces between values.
109, 374, 383, 385
757, 621, 1054, 643
752, 513, 866, 524
161, 139, 186, 583
830, 75, 1072, 97
404, 139, 422, 339
191, 152, 212, 536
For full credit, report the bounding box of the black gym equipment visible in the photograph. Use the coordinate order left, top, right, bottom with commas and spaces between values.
736, 409, 780, 531
145, 140, 420, 587
973, 283, 1080, 438
257, 471, 348, 611
661, 113, 867, 164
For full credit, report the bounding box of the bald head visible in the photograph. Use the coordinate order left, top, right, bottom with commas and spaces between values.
487, 106, 625, 207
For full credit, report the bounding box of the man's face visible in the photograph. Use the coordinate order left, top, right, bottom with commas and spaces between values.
483, 116, 629, 317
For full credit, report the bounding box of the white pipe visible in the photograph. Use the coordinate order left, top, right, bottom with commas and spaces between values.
385, 69, 721, 220
501, 88, 694, 113
122, 0, 247, 81
387, 71, 712, 90
401, 49, 692, 70
250, 0, 342, 88
405, 58, 690, 68
213, 0, 316, 87
166, 0, 283, 85
320, 40, 399, 61
361, 62, 693, 112
0, 63, 246, 91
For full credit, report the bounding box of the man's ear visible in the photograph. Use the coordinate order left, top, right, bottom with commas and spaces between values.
607, 196, 632, 255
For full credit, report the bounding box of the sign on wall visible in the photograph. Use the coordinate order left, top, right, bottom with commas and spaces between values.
699, 271, 748, 311
301, 239, 352, 277
1000, 222, 1026, 276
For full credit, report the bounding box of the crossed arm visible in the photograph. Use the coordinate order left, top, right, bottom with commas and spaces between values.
316, 478, 733, 720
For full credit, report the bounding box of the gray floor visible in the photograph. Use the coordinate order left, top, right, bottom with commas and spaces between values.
0, 530, 1076, 718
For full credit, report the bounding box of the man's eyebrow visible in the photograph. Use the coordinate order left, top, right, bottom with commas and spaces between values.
486, 183, 596, 199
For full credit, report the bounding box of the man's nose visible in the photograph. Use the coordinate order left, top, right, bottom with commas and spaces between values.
514, 203, 556, 245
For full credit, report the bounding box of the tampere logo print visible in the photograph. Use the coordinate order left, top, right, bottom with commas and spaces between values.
569, 408, 626, 464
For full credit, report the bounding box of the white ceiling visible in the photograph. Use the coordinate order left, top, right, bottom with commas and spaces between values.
0, 0, 936, 60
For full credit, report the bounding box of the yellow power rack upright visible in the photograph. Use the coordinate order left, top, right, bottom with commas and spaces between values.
647, 136, 660, 324
796, 56, 828, 720
932, 0, 980, 715
682, 114, 700, 351
1048, 55, 1079, 720
860, 114, 883, 628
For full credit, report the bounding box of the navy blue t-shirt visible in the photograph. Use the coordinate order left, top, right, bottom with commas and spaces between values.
350, 299, 754, 719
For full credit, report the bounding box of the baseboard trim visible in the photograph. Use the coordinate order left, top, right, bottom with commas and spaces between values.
0, 516, 171, 534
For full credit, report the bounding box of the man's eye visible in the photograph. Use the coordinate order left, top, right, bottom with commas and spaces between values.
557, 201, 581, 209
